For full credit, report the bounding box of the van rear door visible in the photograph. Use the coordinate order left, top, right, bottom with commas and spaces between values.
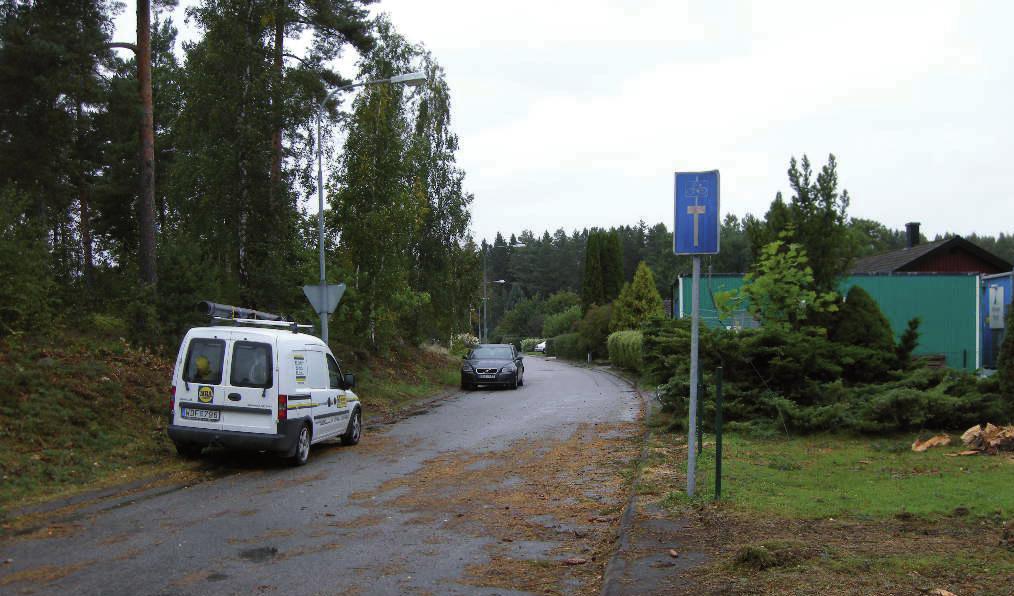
218, 334, 277, 435
176, 334, 227, 431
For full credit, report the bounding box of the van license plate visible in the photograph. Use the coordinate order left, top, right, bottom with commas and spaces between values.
181, 407, 220, 422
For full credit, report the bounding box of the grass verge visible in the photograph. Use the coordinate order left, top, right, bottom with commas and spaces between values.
0, 330, 459, 523
638, 411, 1014, 595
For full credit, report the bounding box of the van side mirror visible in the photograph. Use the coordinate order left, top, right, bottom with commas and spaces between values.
343, 373, 356, 389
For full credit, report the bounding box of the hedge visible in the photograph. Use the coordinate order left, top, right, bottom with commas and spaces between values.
546, 333, 583, 360
608, 330, 643, 372
520, 338, 543, 353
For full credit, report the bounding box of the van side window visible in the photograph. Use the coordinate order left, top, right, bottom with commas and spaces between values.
326, 354, 342, 389
231, 342, 273, 388
184, 339, 225, 385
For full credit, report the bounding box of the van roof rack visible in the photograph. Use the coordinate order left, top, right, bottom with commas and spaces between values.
211, 316, 314, 334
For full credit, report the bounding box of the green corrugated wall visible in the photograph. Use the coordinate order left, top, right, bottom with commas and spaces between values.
679, 274, 978, 370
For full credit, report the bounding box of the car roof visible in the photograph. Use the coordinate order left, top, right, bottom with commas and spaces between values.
188, 326, 324, 344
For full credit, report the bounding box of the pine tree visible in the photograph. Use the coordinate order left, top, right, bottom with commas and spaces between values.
610, 262, 664, 331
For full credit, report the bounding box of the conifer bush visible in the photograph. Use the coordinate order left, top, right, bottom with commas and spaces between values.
607, 330, 643, 372
546, 332, 583, 360
998, 307, 1014, 397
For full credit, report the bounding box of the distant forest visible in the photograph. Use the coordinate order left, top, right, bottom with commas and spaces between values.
479, 218, 1014, 334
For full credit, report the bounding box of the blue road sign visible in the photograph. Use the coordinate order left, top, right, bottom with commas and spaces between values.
674, 170, 720, 255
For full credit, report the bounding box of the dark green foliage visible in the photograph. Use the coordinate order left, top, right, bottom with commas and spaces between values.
601, 231, 625, 301
546, 332, 582, 360
644, 321, 1011, 433
542, 305, 581, 338
896, 317, 921, 369
492, 298, 544, 341
832, 286, 894, 352
520, 338, 542, 353
0, 190, 56, 335
581, 232, 606, 312
607, 330, 643, 372
747, 155, 854, 295
999, 308, 1014, 396
577, 303, 612, 359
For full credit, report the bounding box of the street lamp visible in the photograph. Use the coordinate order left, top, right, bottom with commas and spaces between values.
481, 242, 526, 343
313, 71, 426, 344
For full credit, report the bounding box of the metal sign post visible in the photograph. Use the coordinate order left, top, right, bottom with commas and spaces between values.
674, 170, 720, 497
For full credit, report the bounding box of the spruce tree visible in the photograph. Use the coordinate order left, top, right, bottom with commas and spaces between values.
610, 262, 664, 331
832, 285, 894, 352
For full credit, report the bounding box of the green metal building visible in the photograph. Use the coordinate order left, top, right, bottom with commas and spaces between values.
677, 273, 980, 370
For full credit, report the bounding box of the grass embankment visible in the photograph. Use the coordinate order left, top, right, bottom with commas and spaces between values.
640, 414, 1014, 594
0, 330, 459, 520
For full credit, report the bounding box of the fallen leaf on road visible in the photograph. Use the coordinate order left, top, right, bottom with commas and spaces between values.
563, 557, 587, 566
928, 589, 957, 596
668, 549, 679, 558
912, 435, 951, 452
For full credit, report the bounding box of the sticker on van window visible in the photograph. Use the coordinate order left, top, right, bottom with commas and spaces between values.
293, 353, 307, 384
198, 386, 214, 403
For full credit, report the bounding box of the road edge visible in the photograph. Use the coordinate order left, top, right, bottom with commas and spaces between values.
595, 366, 658, 596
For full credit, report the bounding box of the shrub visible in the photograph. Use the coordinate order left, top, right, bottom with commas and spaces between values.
547, 333, 583, 360
896, 317, 921, 368
578, 303, 612, 359
645, 317, 1012, 434
608, 330, 643, 372
610, 262, 664, 332
832, 285, 894, 352
542, 305, 581, 338
999, 307, 1014, 397
520, 338, 543, 353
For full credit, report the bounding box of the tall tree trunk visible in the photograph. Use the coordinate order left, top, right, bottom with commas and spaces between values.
269, 3, 284, 203
137, 0, 157, 285
75, 99, 93, 285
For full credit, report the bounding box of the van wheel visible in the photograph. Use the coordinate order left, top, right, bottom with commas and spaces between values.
290, 424, 311, 466
175, 442, 203, 459
341, 408, 362, 446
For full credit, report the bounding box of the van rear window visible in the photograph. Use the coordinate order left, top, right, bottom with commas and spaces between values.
184, 338, 225, 385
231, 342, 273, 388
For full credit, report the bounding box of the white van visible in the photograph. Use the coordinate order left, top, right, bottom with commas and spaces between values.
167, 320, 361, 466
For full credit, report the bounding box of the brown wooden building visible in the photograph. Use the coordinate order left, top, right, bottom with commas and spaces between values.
852, 223, 1012, 275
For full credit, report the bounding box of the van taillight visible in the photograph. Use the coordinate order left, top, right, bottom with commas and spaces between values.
170, 386, 176, 413
278, 394, 287, 421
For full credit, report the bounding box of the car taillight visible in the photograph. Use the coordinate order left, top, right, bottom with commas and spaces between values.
278, 394, 287, 421
170, 385, 176, 413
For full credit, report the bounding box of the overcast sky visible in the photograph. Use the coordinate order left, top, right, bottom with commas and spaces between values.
116, 1, 1014, 244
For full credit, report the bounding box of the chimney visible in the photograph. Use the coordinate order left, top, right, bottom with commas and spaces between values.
905, 222, 920, 248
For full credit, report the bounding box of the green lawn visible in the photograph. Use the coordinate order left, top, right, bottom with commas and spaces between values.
640, 421, 1014, 594
668, 432, 1012, 519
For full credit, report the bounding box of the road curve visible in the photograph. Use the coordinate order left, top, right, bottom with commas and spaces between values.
0, 356, 641, 595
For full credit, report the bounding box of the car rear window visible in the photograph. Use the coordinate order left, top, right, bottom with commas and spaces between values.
184, 338, 225, 385
230, 341, 273, 388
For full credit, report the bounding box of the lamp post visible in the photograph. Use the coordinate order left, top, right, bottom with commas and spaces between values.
314, 70, 426, 344
481, 242, 526, 343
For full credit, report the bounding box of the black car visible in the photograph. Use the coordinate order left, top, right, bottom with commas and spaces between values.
461, 344, 525, 390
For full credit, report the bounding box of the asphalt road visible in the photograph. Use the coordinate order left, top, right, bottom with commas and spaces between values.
0, 356, 641, 596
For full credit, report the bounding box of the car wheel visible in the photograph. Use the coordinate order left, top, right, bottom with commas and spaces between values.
511, 374, 518, 390
461, 379, 472, 391
341, 408, 362, 446
518, 371, 524, 387
290, 424, 311, 466
174, 442, 203, 459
